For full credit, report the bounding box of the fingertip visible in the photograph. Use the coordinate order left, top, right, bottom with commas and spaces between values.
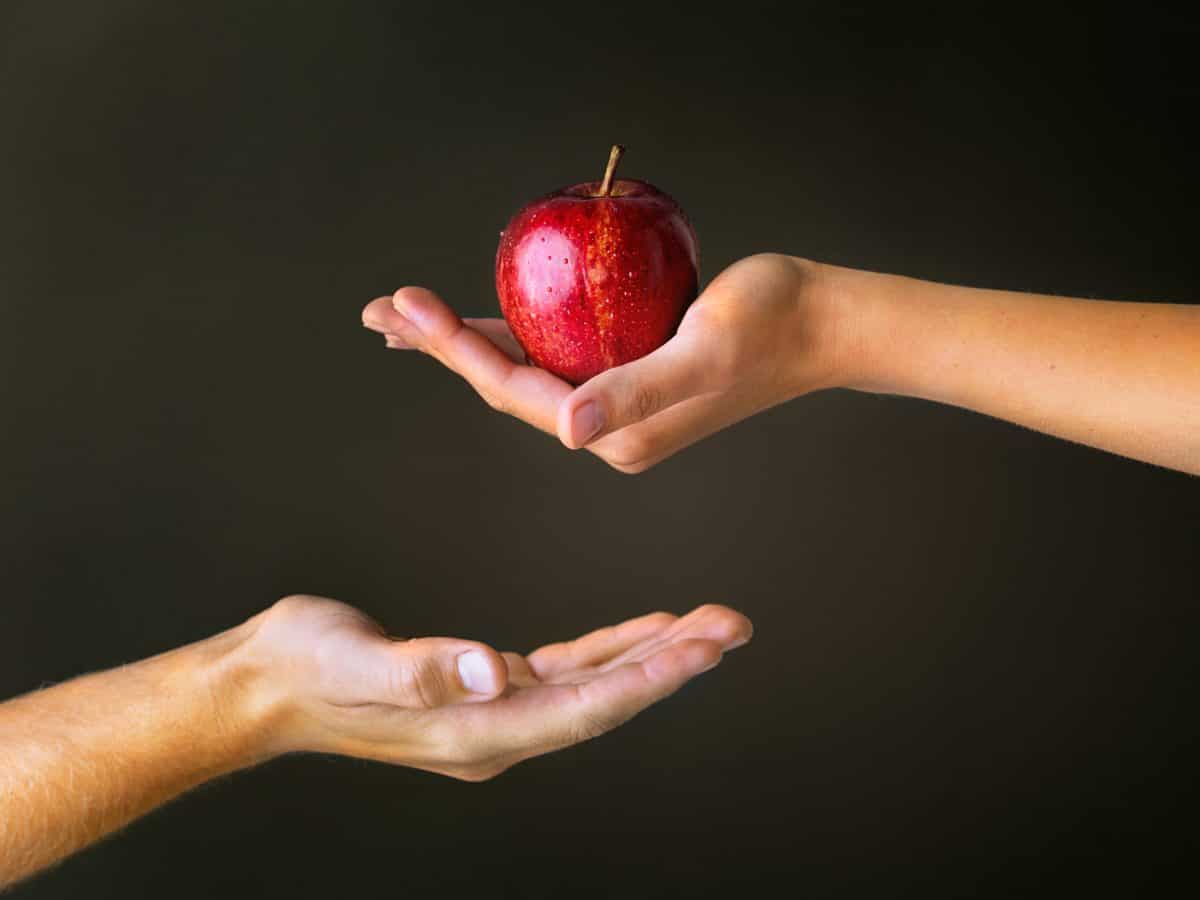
391, 288, 424, 324
555, 398, 577, 449
392, 287, 473, 347
557, 390, 608, 450
709, 606, 754, 650
384, 333, 415, 350
455, 645, 508, 700
728, 614, 754, 650
672, 604, 754, 651
362, 296, 396, 331
363, 296, 422, 350
391, 285, 439, 305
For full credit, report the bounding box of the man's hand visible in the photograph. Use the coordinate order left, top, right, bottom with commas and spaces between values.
243, 595, 751, 780
0, 597, 750, 887
362, 254, 844, 473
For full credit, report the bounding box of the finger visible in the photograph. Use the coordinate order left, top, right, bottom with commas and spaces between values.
370, 637, 509, 708
501, 651, 540, 689
463, 318, 525, 363
585, 377, 770, 473
365, 294, 524, 362
556, 332, 718, 449
526, 611, 678, 680
390, 287, 572, 434
490, 638, 724, 758
593, 604, 752, 675
363, 296, 421, 347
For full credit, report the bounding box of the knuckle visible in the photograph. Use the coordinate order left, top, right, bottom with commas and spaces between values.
628, 384, 665, 421
394, 654, 443, 710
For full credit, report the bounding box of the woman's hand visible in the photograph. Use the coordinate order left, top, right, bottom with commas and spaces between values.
239, 596, 752, 780
363, 254, 848, 473
364, 252, 1200, 475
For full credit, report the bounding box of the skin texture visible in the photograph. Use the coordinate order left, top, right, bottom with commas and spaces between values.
496, 178, 699, 385
363, 253, 1200, 475
0, 596, 751, 889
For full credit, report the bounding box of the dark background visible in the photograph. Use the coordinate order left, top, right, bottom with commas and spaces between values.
2, 2, 1197, 896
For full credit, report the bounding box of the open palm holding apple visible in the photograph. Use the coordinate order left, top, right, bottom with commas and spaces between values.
362, 250, 841, 474
363, 146, 847, 473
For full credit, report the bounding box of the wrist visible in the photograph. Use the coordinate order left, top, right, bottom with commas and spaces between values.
806, 261, 914, 395
783, 256, 875, 394
176, 613, 291, 771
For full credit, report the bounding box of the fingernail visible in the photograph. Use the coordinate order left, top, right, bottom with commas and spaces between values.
384, 333, 412, 350
571, 401, 605, 445
700, 655, 723, 674
457, 650, 497, 694
727, 627, 753, 650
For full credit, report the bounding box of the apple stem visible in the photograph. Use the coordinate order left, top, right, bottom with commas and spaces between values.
598, 144, 625, 197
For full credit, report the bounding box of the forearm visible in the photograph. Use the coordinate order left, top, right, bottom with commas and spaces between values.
0, 621, 273, 888
829, 264, 1200, 474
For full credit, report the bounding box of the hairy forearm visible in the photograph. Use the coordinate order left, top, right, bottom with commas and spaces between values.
0, 623, 270, 888
828, 264, 1200, 474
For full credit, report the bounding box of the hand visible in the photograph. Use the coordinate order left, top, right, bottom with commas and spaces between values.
238, 596, 752, 780
362, 254, 848, 473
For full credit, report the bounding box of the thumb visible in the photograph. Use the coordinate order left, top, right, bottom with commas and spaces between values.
378, 638, 508, 708
556, 333, 713, 449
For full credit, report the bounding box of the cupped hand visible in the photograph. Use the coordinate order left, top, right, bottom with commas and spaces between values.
362, 254, 848, 473
242, 596, 751, 781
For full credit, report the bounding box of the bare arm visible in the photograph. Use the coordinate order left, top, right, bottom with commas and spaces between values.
364, 254, 1200, 474
0, 627, 265, 885
0, 596, 750, 887
839, 265, 1200, 474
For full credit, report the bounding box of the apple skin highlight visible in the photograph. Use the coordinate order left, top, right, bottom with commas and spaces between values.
495, 177, 699, 385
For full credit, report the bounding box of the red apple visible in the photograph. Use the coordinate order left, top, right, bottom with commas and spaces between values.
495, 145, 699, 385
